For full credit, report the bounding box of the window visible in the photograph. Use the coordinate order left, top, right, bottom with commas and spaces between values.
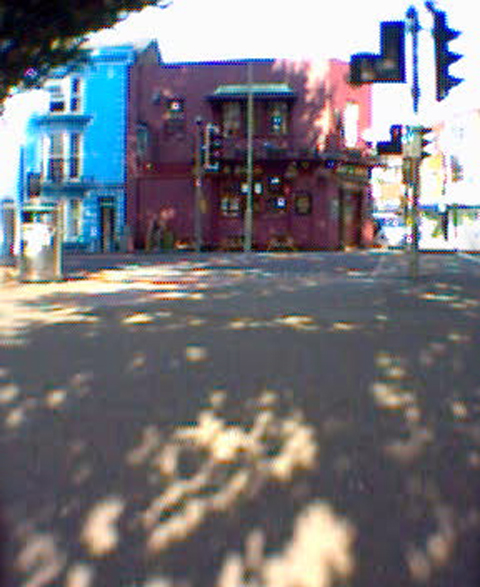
265, 196, 286, 213
167, 99, 184, 119
239, 182, 262, 213
220, 195, 241, 217
136, 123, 150, 159
266, 196, 287, 213
165, 99, 185, 134
344, 102, 359, 148
70, 78, 82, 112
48, 84, 65, 113
69, 133, 81, 178
294, 192, 312, 215
45, 132, 83, 182
47, 134, 64, 181
269, 101, 288, 135
222, 102, 242, 137
265, 176, 287, 214
46, 77, 83, 114
27, 172, 41, 198
241, 181, 263, 195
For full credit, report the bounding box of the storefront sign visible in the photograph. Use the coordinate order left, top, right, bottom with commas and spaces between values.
336, 164, 370, 182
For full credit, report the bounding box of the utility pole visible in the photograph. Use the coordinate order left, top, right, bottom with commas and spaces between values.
194, 117, 203, 252
244, 61, 254, 253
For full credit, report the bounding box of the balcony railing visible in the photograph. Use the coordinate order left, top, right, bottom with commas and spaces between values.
218, 135, 373, 164
221, 136, 309, 161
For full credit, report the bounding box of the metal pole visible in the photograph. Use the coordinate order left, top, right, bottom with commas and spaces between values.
194, 117, 203, 252
406, 6, 421, 279
244, 61, 254, 252
408, 6, 420, 115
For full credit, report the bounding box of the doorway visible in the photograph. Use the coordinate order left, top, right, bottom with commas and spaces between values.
99, 198, 115, 252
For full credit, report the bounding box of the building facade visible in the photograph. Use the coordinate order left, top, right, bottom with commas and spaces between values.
127, 46, 376, 251
371, 111, 480, 250
23, 45, 136, 252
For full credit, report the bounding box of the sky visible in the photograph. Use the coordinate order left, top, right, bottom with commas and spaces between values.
0, 0, 478, 199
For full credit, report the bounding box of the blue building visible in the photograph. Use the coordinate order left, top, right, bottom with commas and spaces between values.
23, 44, 137, 252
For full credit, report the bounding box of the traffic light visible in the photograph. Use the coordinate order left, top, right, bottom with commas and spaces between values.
432, 10, 462, 101
403, 126, 433, 159
418, 126, 434, 159
204, 123, 222, 171
377, 124, 403, 155
450, 155, 463, 182
350, 21, 406, 84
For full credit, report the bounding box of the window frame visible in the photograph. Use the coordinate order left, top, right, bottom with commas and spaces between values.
268, 101, 289, 135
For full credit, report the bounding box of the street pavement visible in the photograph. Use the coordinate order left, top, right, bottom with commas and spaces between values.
1, 250, 480, 586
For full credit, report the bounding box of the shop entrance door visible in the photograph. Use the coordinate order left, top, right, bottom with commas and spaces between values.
99, 199, 115, 252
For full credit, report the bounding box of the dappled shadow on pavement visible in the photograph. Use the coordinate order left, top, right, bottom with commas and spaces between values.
1, 252, 480, 585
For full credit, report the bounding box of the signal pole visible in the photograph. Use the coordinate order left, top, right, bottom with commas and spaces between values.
406, 6, 421, 279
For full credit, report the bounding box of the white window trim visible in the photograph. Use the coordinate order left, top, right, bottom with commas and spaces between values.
45, 76, 84, 115
42, 131, 84, 182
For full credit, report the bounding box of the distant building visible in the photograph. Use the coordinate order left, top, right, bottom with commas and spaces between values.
371, 110, 480, 250
127, 44, 376, 251
23, 45, 136, 252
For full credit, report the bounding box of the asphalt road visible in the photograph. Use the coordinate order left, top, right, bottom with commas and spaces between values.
1, 251, 480, 586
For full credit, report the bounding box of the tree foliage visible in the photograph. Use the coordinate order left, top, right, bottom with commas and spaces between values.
0, 0, 170, 104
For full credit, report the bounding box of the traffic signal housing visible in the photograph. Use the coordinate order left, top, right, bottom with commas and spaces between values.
402, 126, 434, 159
350, 21, 406, 84
377, 124, 403, 155
433, 10, 462, 101
418, 126, 434, 159
204, 123, 222, 171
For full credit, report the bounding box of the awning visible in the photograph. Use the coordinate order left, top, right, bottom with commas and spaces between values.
209, 83, 296, 101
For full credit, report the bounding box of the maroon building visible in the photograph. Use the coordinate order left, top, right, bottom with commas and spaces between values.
126, 42, 376, 251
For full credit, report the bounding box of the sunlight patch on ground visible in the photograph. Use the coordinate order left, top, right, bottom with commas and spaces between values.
65, 563, 95, 587
15, 528, 66, 586
371, 382, 416, 410
274, 315, 318, 331
330, 322, 358, 332
122, 312, 156, 325
226, 314, 318, 331
371, 351, 435, 464
406, 503, 459, 584
216, 501, 355, 587
0, 263, 243, 342
45, 389, 67, 409
124, 390, 319, 554
4, 405, 29, 429
81, 496, 125, 557
0, 293, 98, 342
0, 381, 20, 404
184, 345, 208, 363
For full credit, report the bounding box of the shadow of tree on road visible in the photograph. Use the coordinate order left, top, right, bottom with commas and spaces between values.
1, 253, 480, 585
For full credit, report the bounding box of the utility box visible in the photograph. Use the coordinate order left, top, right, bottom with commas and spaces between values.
18, 201, 63, 282
1, 199, 16, 262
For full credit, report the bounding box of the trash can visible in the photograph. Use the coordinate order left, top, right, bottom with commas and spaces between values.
18, 201, 63, 282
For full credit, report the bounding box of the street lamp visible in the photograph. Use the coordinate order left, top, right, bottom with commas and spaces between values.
243, 61, 254, 252
194, 116, 203, 252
